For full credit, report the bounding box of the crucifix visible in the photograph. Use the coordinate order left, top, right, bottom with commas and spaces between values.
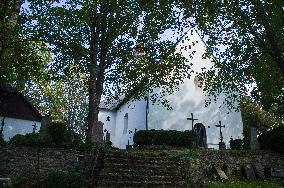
32, 122, 37, 133
187, 113, 198, 131
215, 121, 225, 143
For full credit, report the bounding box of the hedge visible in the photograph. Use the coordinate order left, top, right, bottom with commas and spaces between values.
9, 133, 43, 147
258, 126, 284, 153
133, 129, 197, 148
229, 138, 243, 150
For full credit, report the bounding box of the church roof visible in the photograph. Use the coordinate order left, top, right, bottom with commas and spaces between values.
0, 83, 42, 122
99, 95, 125, 110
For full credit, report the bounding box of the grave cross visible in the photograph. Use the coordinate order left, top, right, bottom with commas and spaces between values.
187, 113, 198, 130
215, 121, 225, 142
32, 122, 37, 133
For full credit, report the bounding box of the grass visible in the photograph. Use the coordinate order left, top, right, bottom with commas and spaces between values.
206, 179, 284, 188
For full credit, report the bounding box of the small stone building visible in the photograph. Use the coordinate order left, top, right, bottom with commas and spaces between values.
0, 84, 42, 141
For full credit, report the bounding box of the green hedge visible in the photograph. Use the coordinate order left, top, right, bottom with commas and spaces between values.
9, 133, 43, 147
258, 126, 284, 153
133, 129, 197, 148
229, 138, 243, 150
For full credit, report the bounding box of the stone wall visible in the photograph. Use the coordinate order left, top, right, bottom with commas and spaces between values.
0, 146, 100, 178
0, 146, 283, 185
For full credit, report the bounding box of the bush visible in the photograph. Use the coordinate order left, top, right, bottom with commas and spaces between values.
229, 138, 243, 150
0, 135, 5, 146
46, 122, 69, 146
258, 126, 284, 153
133, 129, 197, 148
43, 171, 83, 188
9, 133, 43, 146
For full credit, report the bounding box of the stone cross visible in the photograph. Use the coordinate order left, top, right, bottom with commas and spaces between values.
32, 122, 37, 133
187, 113, 198, 130
215, 121, 225, 142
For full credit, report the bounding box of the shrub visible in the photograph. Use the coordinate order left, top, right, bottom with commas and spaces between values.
0, 135, 5, 146
229, 138, 243, 150
9, 133, 43, 146
46, 122, 69, 146
258, 126, 284, 153
43, 171, 83, 188
133, 129, 197, 148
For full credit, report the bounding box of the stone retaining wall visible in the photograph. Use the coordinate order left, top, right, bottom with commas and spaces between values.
0, 146, 99, 178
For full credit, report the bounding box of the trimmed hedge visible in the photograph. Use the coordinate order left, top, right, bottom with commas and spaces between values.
258, 126, 284, 153
133, 129, 197, 148
9, 133, 43, 147
229, 138, 243, 150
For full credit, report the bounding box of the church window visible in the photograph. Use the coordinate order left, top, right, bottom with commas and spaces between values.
123, 113, 128, 134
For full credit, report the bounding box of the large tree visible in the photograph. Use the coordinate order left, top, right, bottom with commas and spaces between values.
25, 0, 191, 141
179, 0, 284, 119
0, 0, 49, 87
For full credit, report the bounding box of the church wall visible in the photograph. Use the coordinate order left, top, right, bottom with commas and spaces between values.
112, 99, 147, 148
147, 29, 243, 149
0, 116, 41, 141
98, 109, 117, 142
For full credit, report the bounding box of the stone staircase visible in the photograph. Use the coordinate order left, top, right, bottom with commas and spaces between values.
96, 151, 188, 187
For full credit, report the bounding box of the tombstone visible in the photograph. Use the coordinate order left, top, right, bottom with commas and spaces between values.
0, 178, 12, 188
243, 164, 256, 180
215, 121, 226, 150
271, 167, 284, 178
39, 115, 52, 140
193, 123, 207, 148
253, 164, 265, 180
250, 127, 260, 150
213, 166, 228, 181
219, 142, 226, 150
91, 121, 104, 144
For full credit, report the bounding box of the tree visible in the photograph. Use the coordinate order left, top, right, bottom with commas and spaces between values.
0, 0, 49, 88
180, 0, 284, 117
25, 0, 191, 142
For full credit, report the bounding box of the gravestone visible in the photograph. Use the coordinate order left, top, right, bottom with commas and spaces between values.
253, 164, 265, 179
219, 142, 226, 150
271, 168, 284, 178
39, 115, 52, 140
91, 121, 104, 144
250, 127, 260, 150
0, 178, 12, 188
243, 164, 256, 180
193, 123, 207, 148
213, 166, 228, 181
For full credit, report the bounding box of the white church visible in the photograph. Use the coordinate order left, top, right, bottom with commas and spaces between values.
98, 29, 243, 149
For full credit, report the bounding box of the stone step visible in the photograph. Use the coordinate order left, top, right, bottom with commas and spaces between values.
97, 179, 187, 188
100, 167, 183, 176
105, 153, 170, 160
103, 163, 180, 171
103, 157, 177, 166
98, 173, 184, 182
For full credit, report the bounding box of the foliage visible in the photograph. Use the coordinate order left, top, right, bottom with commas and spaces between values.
258, 126, 284, 153
45, 122, 70, 146
229, 138, 243, 150
43, 171, 83, 188
206, 179, 284, 188
24, 0, 193, 138
9, 133, 43, 147
133, 129, 197, 148
0, 0, 51, 88
0, 135, 5, 146
179, 0, 284, 117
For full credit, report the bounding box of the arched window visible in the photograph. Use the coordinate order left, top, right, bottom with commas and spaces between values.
123, 113, 128, 134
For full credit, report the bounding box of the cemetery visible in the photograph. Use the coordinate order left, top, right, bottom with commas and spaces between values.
1, 0, 284, 187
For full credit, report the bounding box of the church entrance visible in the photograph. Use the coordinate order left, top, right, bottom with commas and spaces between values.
193, 123, 207, 148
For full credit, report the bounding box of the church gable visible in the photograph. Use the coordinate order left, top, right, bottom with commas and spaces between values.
0, 84, 42, 122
